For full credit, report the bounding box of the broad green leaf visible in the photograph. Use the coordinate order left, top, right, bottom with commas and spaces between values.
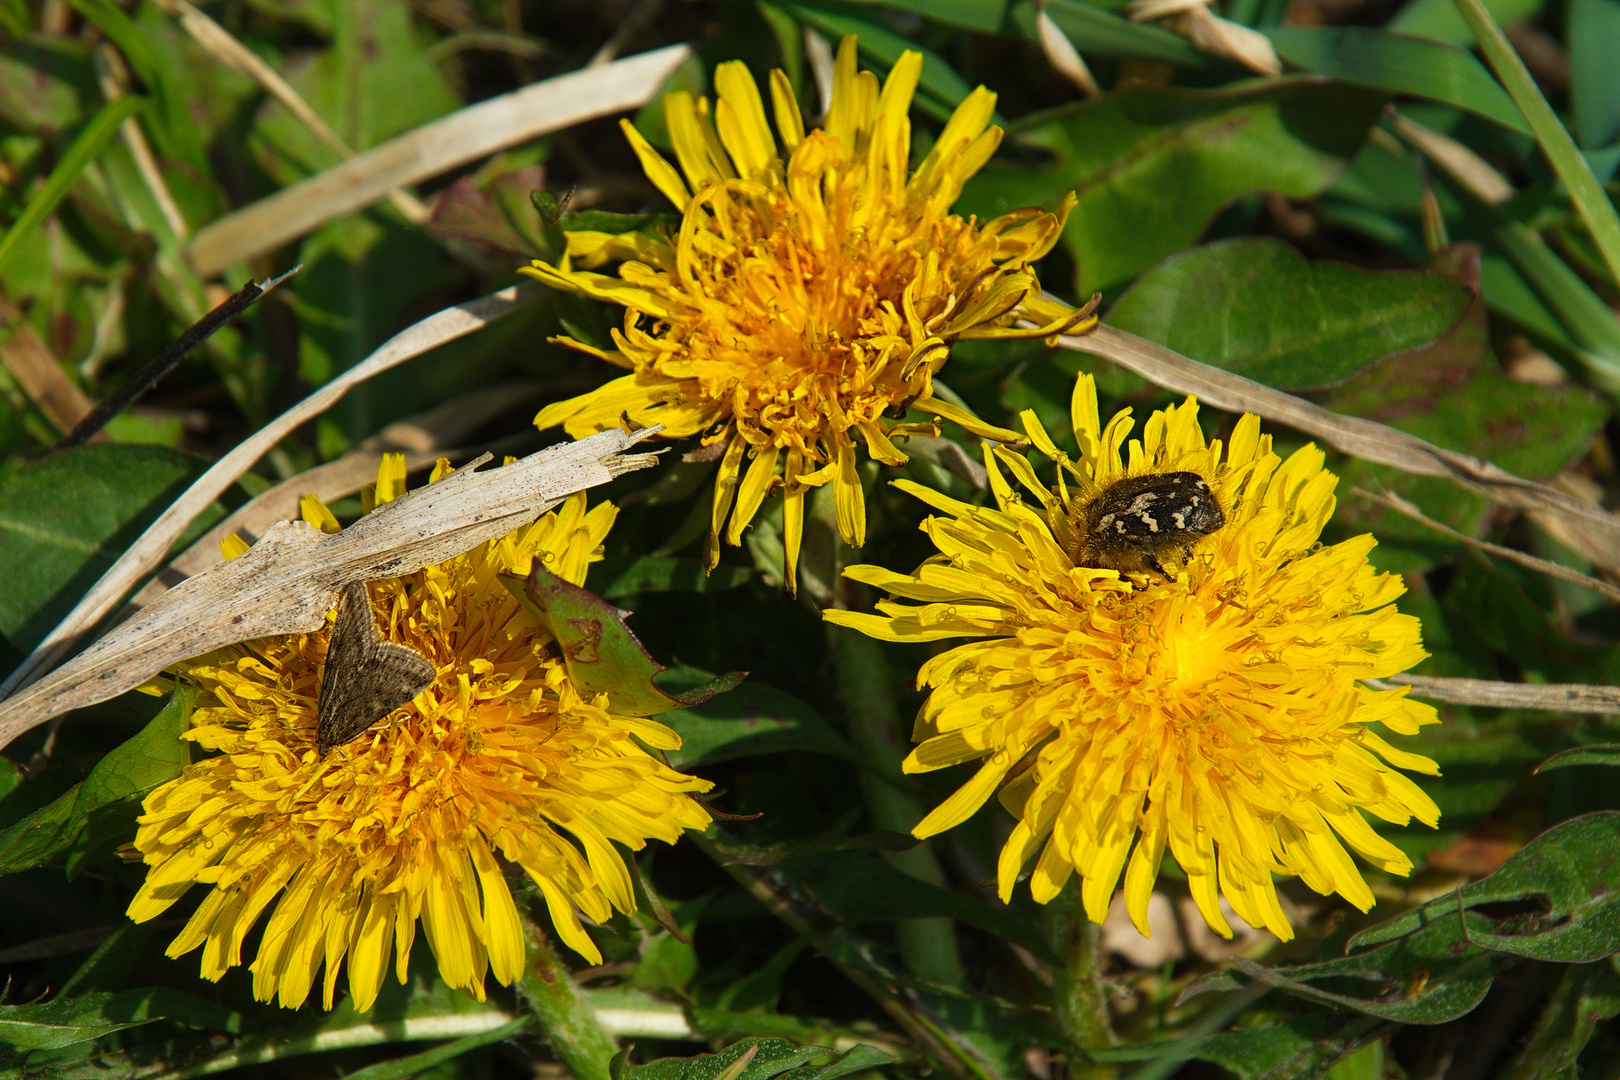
0, 444, 206, 652
1008, 0, 1206, 64
1327, 370, 1608, 573
1265, 27, 1527, 134
501, 566, 743, 717
1539, 744, 1620, 771
631, 897, 706, 994
1089, 1016, 1378, 1080
591, 555, 754, 599
430, 166, 550, 260
959, 80, 1386, 294
1183, 929, 1497, 1024
1387, 0, 1540, 45
1106, 237, 1473, 389
1570, 0, 1620, 149
660, 678, 856, 767
0, 993, 151, 1050
1352, 811, 1620, 962
0, 95, 143, 280
626, 1038, 829, 1080
0, 687, 192, 877
249, 0, 460, 183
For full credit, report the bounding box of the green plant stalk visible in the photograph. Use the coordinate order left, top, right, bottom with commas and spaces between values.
1046, 884, 1117, 1080
518, 921, 619, 1080
1451, 0, 1620, 291
0, 96, 145, 279
828, 621, 965, 987
689, 830, 997, 1080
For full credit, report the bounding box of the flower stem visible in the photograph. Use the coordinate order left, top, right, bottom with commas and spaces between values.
518, 919, 619, 1080
1046, 884, 1117, 1080
828, 618, 966, 987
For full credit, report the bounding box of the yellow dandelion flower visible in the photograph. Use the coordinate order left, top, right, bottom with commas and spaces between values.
825, 374, 1441, 942
523, 37, 1094, 590
127, 459, 714, 1011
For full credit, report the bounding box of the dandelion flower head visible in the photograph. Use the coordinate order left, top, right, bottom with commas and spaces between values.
127, 457, 714, 1011
826, 375, 1441, 941
524, 37, 1093, 590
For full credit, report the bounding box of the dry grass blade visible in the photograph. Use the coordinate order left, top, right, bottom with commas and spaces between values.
187, 45, 691, 277
0, 283, 544, 702
0, 295, 99, 438
1351, 485, 1620, 604
130, 381, 547, 604
149, 0, 430, 227
0, 427, 663, 749
1061, 324, 1620, 552
1373, 674, 1620, 715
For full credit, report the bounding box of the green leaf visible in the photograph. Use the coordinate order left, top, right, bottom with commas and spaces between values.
625, 1038, 830, 1080
836, 0, 1007, 32
1387, 0, 1541, 46
783, 1, 973, 114
0, 993, 152, 1051
1502, 960, 1620, 1077
0, 444, 206, 652
660, 678, 857, 767
591, 555, 754, 599
1106, 237, 1473, 389
501, 565, 744, 717
63, 0, 205, 169
1351, 811, 1620, 962
328, 1017, 529, 1080
1452, 0, 1620, 299
0, 37, 99, 135
780, 853, 1055, 961
1538, 744, 1620, 771
0, 94, 143, 281
0, 687, 192, 877
1569, 0, 1620, 149
1008, 0, 1207, 65
1265, 27, 1528, 134
248, 0, 461, 183
959, 80, 1387, 294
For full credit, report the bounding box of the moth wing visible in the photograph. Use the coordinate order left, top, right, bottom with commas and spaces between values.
315, 583, 436, 755
316, 582, 377, 725
365, 643, 438, 714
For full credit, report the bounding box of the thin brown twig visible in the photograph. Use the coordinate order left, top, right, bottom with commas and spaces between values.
1350, 485, 1620, 605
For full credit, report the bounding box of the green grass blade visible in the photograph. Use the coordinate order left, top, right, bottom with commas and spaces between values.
0, 95, 145, 279
1452, 0, 1620, 289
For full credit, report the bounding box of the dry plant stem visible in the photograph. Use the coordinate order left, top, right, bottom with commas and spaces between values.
688, 832, 992, 1080
1046, 886, 1117, 1080
148, 0, 429, 226
0, 295, 99, 437
186, 45, 691, 276
130, 381, 546, 603
828, 620, 965, 987
0, 283, 543, 705
0, 426, 661, 748
95, 45, 189, 241
518, 919, 618, 1080
1061, 324, 1620, 553
1376, 674, 1620, 715
1386, 112, 1515, 205
1351, 486, 1620, 605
